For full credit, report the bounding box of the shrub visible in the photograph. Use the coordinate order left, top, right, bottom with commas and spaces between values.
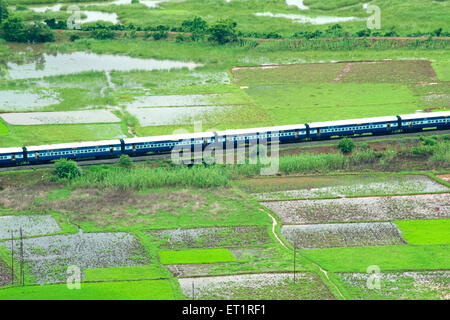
153, 30, 168, 40
430, 142, 450, 165
69, 33, 80, 41
0, 0, 8, 24
338, 137, 355, 154
175, 34, 185, 42
117, 154, 133, 169
54, 159, 82, 180
91, 29, 115, 40
208, 19, 237, 45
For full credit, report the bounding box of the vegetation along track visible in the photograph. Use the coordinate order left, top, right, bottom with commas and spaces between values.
1, 129, 448, 172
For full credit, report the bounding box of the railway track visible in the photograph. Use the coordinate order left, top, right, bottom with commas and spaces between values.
0, 129, 448, 172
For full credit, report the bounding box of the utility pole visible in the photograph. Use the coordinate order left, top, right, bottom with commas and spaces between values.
192, 281, 195, 300
293, 243, 296, 283
19, 227, 24, 286
10, 230, 14, 285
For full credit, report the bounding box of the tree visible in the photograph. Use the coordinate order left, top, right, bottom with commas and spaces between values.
338, 137, 355, 154
0, 0, 9, 24
208, 19, 237, 45
23, 22, 54, 42
181, 16, 208, 33
2, 16, 25, 41
54, 159, 82, 179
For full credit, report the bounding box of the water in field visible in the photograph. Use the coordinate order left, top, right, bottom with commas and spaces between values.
26, 0, 166, 12
1, 110, 121, 125
5, 52, 202, 80
127, 105, 234, 126
286, 0, 309, 10
127, 94, 227, 107
0, 90, 61, 111
254, 12, 363, 25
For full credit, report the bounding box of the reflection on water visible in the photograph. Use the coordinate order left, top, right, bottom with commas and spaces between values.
5, 52, 203, 79
254, 12, 363, 25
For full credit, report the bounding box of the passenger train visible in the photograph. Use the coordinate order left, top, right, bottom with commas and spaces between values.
0, 111, 448, 167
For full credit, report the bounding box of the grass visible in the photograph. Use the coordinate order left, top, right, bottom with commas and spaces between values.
395, 219, 450, 245
158, 248, 236, 264
0, 119, 8, 136
0, 279, 176, 300
84, 264, 171, 282
0, 123, 125, 148
301, 244, 450, 272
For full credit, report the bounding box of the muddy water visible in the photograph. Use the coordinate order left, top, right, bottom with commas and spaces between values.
5, 52, 202, 80
254, 12, 363, 25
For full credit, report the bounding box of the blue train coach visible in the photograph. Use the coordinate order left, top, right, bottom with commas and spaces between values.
308, 116, 399, 139
25, 140, 122, 163
0, 147, 25, 165
399, 111, 449, 131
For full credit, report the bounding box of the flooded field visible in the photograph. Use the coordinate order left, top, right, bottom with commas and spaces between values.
0, 215, 61, 240
1, 110, 120, 125
254, 12, 362, 25
127, 94, 231, 108
286, 0, 309, 10
0, 232, 147, 284
178, 272, 335, 300
127, 105, 234, 126
337, 271, 450, 300
251, 175, 449, 200
147, 226, 271, 250
0, 90, 61, 112
262, 194, 450, 224
5, 52, 202, 80
281, 222, 406, 249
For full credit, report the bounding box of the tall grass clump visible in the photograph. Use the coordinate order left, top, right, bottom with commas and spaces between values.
350, 147, 377, 164
430, 142, 450, 165
71, 165, 230, 189
279, 153, 347, 173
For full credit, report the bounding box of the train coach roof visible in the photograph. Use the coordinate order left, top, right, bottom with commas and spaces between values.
216, 124, 307, 136
0, 147, 24, 154
399, 111, 450, 120
26, 139, 122, 151
123, 131, 215, 144
308, 116, 398, 128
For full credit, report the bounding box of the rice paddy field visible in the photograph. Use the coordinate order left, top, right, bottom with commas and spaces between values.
0, 0, 449, 302
0, 169, 448, 300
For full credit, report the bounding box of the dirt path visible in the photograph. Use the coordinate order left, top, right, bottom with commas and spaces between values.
262, 209, 345, 299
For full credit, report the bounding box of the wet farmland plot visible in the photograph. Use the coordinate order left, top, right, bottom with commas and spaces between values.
281, 222, 406, 249
147, 226, 272, 250
337, 271, 450, 300
0, 215, 61, 240
263, 194, 450, 224
178, 273, 335, 300
252, 175, 448, 200
0, 232, 147, 284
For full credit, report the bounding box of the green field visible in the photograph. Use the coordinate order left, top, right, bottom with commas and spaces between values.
0, 280, 176, 300
301, 245, 450, 272
84, 265, 171, 282
158, 248, 237, 264
395, 219, 450, 245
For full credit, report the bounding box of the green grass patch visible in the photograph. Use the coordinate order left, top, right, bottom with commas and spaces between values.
158, 248, 236, 264
301, 245, 450, 272
395, 219, 450, 245
0, 123, 125, 148
0, 280, 176, 300
84, 265, 170, 282
0, 120, 8, 136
